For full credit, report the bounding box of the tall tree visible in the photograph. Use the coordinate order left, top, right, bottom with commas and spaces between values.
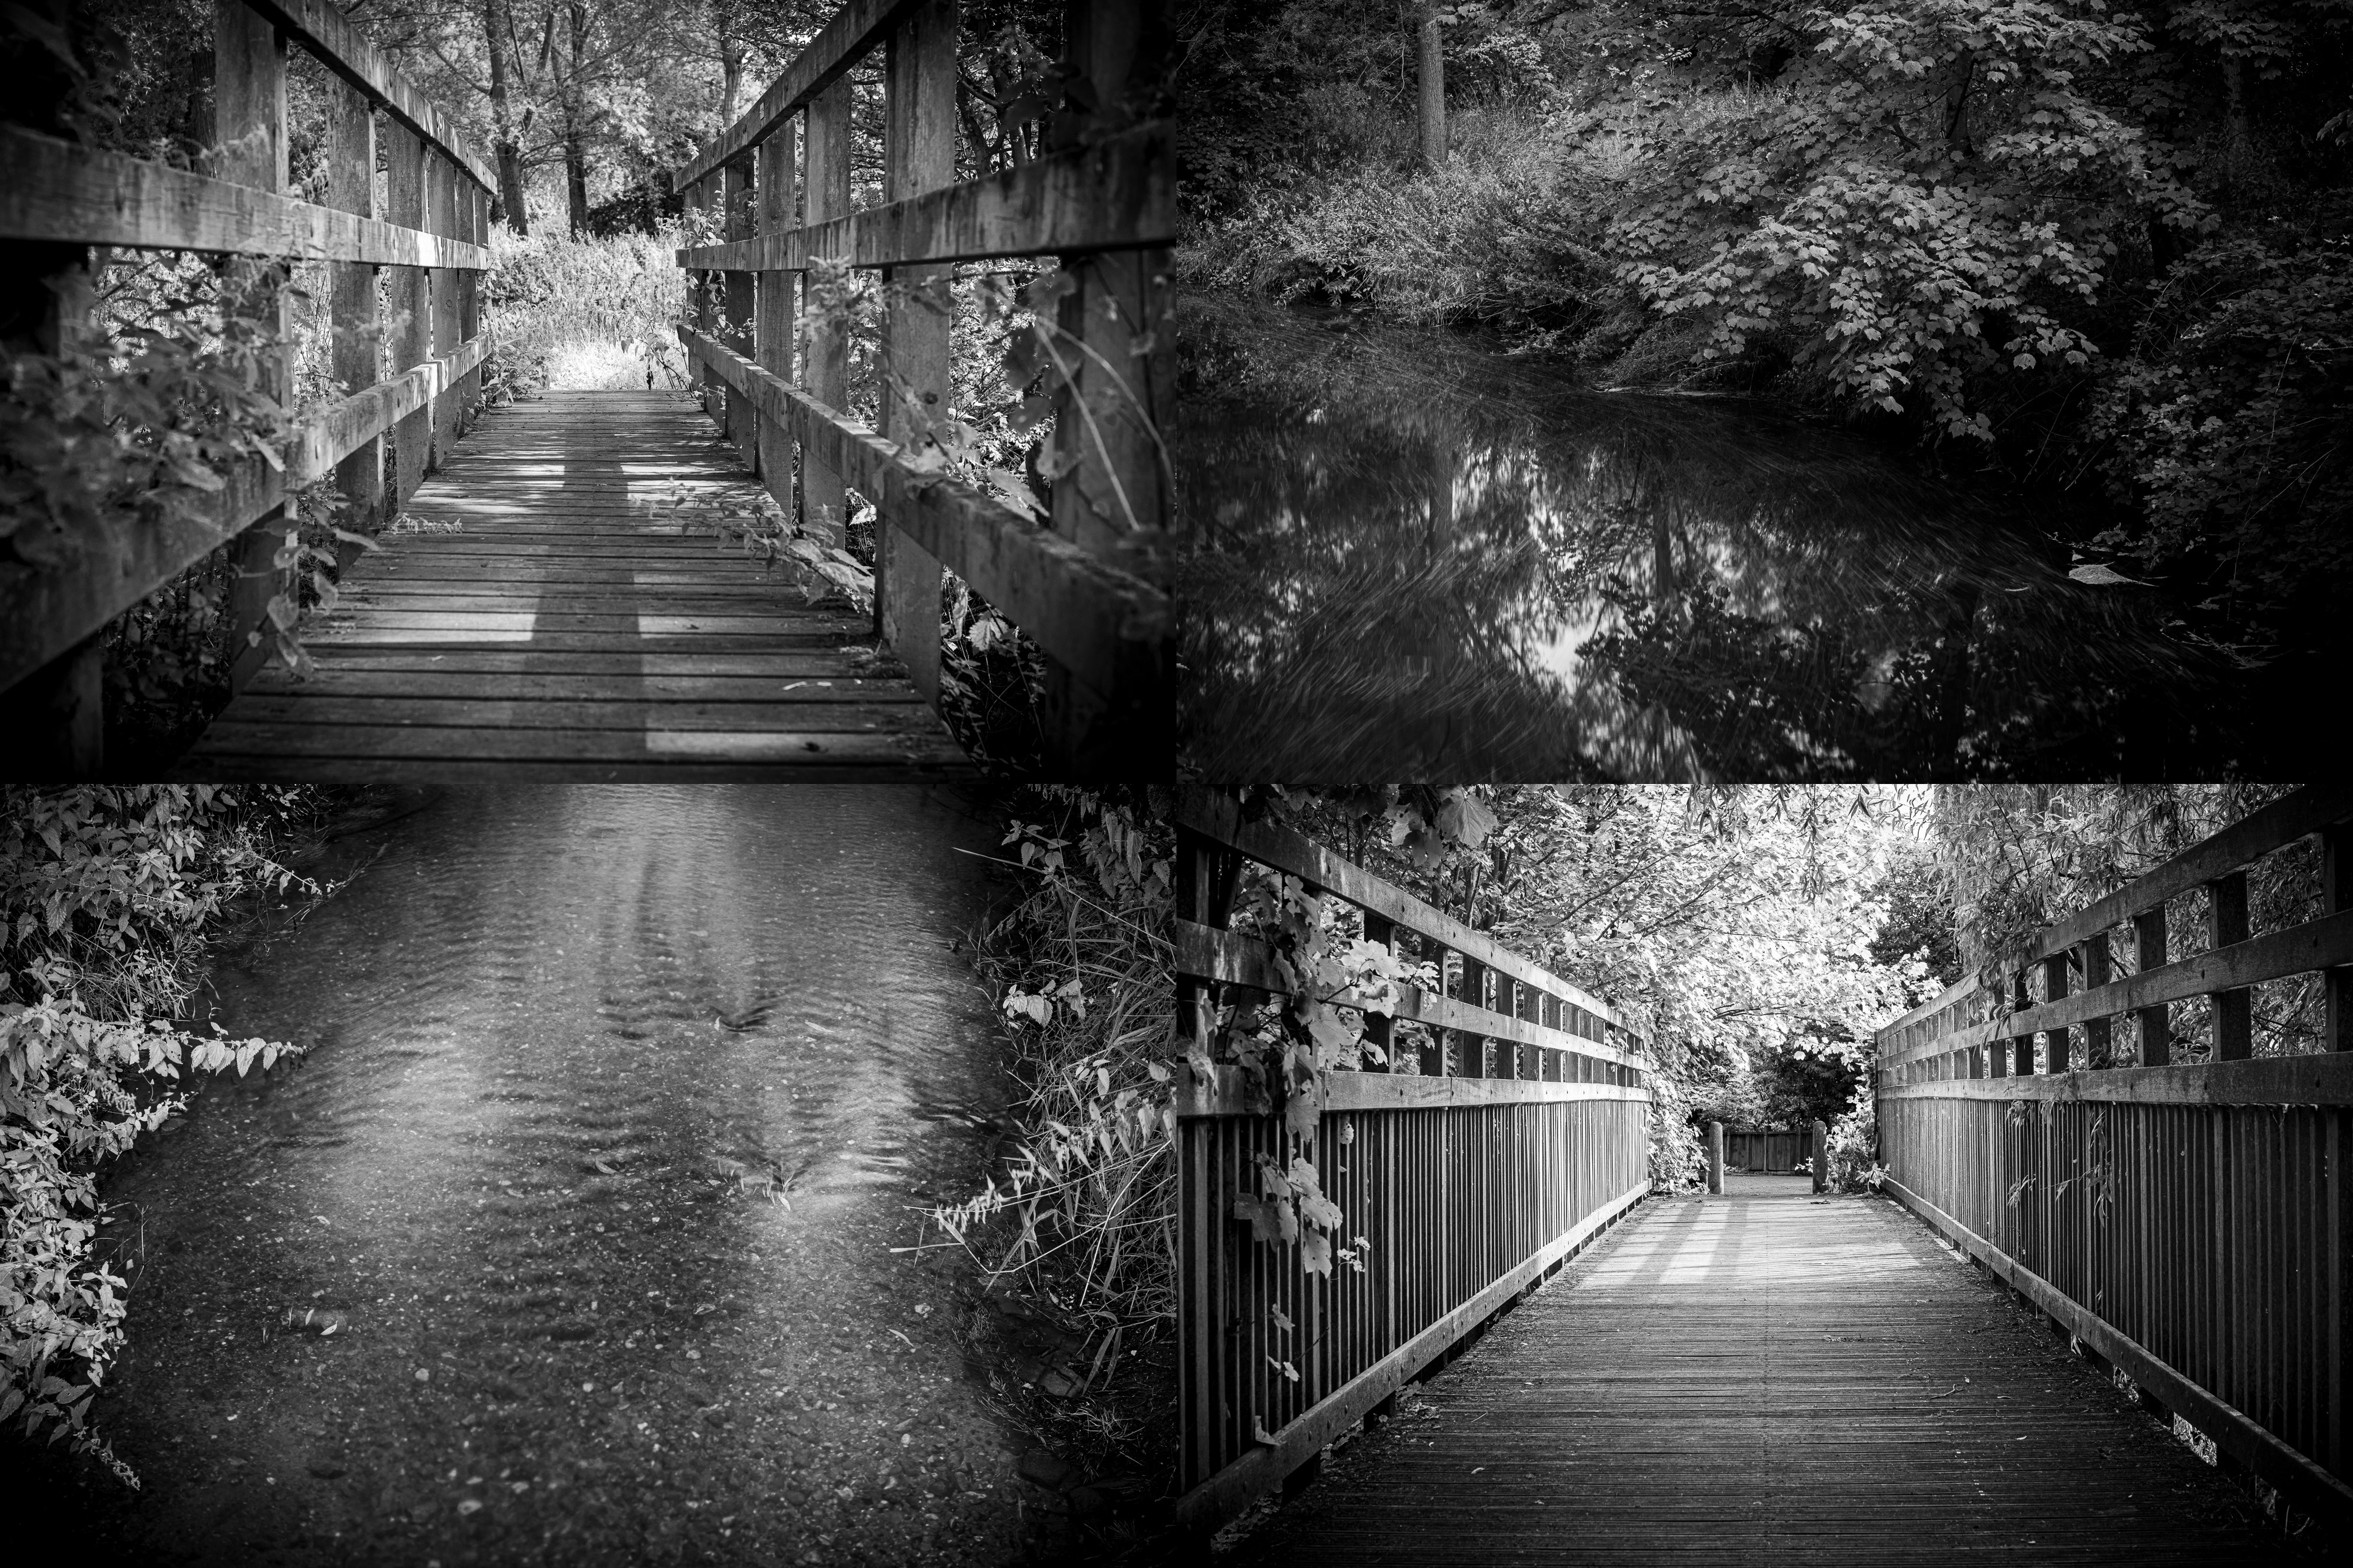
1415, 1, 1444, 168
482, 0, 532, 231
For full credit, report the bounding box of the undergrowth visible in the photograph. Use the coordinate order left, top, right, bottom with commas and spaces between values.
0, 786, 322, 1479
929, 788, 1176, 1508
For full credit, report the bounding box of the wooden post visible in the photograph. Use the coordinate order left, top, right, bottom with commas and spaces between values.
1418, 945, 1447, 1077
1707, 1122, 1724, 1195
1362, 913, 1397, 1072
800, 78, 853, 547
458, 179, 484, 422
384, 118, 430, 506
691, 176, 720, 414
1457, 957, 1487, 1079
326, 76, 381, 536
1039, 0, 1174, 776
753, 121, 797, 506
2043, 952, 2070, 1073
2011, 970, 2036, 1076
0, 0, 99, 775
426, 150, 460, 467
2081, 933, 2112, 1069
2208, 871, 2252, 1060
2328, 827, 2351, 1052
215, 0, 290, 693
2135, 906, 2171, 1065
1812, 1119, 1829, 1194
880, 0, 957, 698
722, 156, 756, 469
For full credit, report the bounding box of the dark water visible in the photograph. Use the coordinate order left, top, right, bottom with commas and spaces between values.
62, 785, 1043, 1567
1176, 296, 2264, 782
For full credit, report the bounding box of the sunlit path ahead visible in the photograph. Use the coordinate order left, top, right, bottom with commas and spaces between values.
181, 391, 967, 780
1230, 1173, 2288, 1566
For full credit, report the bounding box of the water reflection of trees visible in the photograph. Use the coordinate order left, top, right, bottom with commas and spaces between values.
1178, 297, 2204, 780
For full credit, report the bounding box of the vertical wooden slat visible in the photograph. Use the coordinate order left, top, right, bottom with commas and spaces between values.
2327, 826, 2351, 1054
753, 121, 798, 509
2136, 906, 2172, 1066
326, 75, 381, 536
1035, 0, 1173, 776
384, 117, 429, 508
458, 178, 483, 420
2044, 952, 2071, 1072
426, 151, 460, 466
722, 156, 756, 469
691, 176, 719, 412
215, 0, 289, 693
2082, 932, 2112, 1068
879, 0, 957, 700
799, 77, 853, 546
2208, 872, 2252, 1061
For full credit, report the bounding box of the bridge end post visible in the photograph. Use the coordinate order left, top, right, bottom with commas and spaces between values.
1707, 1121, 1724, 1195
1812, 1119, 1829, 1194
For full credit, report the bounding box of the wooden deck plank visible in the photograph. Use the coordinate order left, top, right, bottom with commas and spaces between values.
1230, 1174, 2295, 1566
181, 389, 969, 778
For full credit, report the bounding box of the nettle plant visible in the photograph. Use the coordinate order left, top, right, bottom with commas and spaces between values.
1207, 868, 1435, 1279
1614, 0, 2209, 440
0, 787, 313, 1476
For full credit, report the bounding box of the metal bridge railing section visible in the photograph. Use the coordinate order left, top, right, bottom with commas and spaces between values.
1874, 784, 2353, 1532
1, 0, 495, 774
672, 0, 1175, 779
1174, 785, 1653, 1534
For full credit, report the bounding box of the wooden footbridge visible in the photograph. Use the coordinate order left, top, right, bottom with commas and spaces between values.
1178, 785, 2353, 1560
0, 0, 1172, 780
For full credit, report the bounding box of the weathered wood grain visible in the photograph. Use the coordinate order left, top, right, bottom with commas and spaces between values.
679, 326, 1172, 693
241, 0, 497, 192
179, 389, 968, 779
0, 126, 490, 267
1231, 1178, 2291, 1565
676, 122, 1174, 272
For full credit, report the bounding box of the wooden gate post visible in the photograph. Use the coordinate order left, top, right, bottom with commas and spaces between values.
799, 77, 853, 547
721, 157, 756, 469
385, 118, 430, 507
878, 0, 958, 698
215, 0, 291, 694
326, 76, 381, 537
753, 122, 797, 506
1707, 1122, 1724, 1195
1812, 1119, 1829, 1193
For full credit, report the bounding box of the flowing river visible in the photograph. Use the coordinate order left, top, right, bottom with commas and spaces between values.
1176, 294, 2301, 782
55, 785, 1045, 1567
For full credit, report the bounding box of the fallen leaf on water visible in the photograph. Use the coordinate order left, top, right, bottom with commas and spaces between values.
2067, 563, 2149, 586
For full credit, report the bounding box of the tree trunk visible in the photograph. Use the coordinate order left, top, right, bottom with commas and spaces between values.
484, 0, 529, 233
563, 2, 589, 236
718, 9, 745, 125
1417, 2, 1446, 168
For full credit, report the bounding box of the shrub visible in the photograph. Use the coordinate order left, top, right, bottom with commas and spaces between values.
0, 786, 317, 1476
478, 227, 691, 401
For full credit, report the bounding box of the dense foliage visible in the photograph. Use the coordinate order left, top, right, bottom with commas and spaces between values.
1179, 0, 2353, 669
0, 787, 317, 1474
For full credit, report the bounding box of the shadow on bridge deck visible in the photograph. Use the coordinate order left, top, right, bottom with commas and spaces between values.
178, 390, 969, 780
1224, 1172, 2301, 1564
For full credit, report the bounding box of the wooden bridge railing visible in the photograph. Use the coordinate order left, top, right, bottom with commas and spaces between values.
0, 0, 494, 776
671, 0, 1175, 779
1174, 786, 1652, 1534
1874, 784, 2353, 1530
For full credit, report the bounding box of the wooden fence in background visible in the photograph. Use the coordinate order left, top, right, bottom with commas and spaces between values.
0, 0, 493, 776
671, 0, 1175, 779
1875, 784, 2353, 1530
1174, 786, 1652, 1534
1726, 1125, 1817, 1172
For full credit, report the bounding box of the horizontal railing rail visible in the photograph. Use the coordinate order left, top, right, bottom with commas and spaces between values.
1175, 785, 1652, 1535
671, 0, 1174, 777
1, 0, 495, 775
1873, 785, 2353, 1534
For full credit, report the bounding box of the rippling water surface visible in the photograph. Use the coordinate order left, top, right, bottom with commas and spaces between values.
1177, 295, 2267, 782
74, 785, 1032, 1567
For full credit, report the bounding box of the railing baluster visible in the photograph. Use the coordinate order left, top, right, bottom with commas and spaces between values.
2328, 825, 2350, 1053
878, 0, 958, 698
2209, 870, 2253, 1060
722, 157, 756, 469
326, 76, 381, 537
426, 151, 460, 466
799, 76, 853, 546
753, 121, 798, 509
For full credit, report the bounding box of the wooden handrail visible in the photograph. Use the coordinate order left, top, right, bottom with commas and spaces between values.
675, 122, 1175, 272
1871, 784, 2353, 1536
674, 0, 928, 187
242, 0, 496, 192
0, 128, 490, 266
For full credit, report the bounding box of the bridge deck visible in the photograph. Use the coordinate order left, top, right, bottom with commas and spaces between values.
179, 390, 969, 780
1229, 1173, 2296, 1565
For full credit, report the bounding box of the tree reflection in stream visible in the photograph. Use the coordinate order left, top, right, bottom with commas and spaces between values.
1177, 295, 2234, 781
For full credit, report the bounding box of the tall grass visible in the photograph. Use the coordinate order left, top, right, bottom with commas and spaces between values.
478, 228, 690, 401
